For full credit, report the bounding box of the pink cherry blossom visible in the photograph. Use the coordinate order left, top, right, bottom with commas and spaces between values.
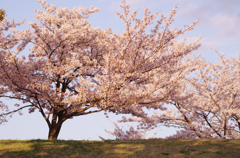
117, 51, 240, 139
0, 0, 202, 140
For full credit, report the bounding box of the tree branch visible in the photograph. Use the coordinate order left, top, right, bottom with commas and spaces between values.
0, 105, 34, 116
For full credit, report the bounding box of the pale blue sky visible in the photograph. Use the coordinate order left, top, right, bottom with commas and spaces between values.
0, 0, 240, 140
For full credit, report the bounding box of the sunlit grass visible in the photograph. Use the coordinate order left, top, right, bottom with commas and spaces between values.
0, 139, 239, 157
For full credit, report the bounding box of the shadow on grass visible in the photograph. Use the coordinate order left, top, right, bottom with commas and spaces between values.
0, 139, 240, 157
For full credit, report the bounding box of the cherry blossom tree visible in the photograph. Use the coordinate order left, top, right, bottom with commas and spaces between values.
168, 52, 240, 139
0, 0, 202, 140
119, 50, 240, 139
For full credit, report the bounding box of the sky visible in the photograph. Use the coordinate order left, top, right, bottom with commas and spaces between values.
0, 0, 240, 140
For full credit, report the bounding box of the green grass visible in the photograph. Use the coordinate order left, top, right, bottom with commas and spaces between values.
0, 139, 239, 157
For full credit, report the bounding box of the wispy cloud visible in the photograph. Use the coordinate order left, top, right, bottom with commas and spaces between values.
176, 0, 240, 40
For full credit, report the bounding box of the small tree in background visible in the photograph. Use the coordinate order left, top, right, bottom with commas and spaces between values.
104, 123, 147, 140
0, 0, 202, 140
0, 9, 6, 21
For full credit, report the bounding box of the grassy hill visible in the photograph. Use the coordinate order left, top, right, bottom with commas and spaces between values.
0, 139, 239, 157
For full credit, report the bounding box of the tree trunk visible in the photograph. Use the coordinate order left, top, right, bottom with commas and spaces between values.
48, 123, 63, 140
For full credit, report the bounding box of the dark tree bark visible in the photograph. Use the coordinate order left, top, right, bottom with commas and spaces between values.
48, 122, 63, 140
47, 109, 66, 140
